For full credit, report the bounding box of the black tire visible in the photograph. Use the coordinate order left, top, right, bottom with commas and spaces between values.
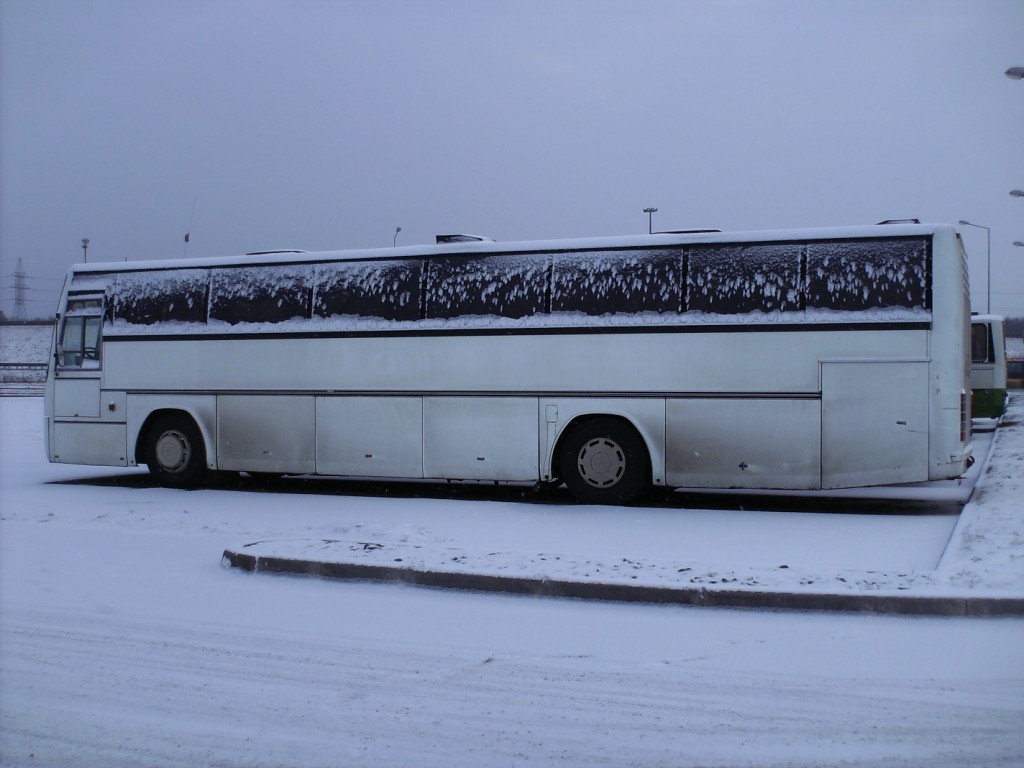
559, 417, 650, 505
145, 414, 207, 488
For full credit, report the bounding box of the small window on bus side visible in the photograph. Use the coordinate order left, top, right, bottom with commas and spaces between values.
971, 324, 991, 363
315, 259, 423, 322
59, 298, 104, 368
805, 238, 929, 312
425, 254, 550, 320
209, 265, 312, 325
686, 244, 802, 315
111, 269, 209, 326
550, 249, 683, 316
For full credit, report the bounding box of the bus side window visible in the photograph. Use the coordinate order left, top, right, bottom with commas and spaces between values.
971, 324, 990, 363
59, 315, 102, 368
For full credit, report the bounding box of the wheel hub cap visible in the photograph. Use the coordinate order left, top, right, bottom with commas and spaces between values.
577, 438, 625, 488
155, 431, 190, 473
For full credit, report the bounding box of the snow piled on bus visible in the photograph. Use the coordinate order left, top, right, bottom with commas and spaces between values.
80, 234, 932, 335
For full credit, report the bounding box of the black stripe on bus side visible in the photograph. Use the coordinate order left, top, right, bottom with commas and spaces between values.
118, 389, 823, 400
103, 320, 932, 343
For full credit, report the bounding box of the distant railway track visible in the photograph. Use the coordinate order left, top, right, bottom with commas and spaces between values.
0, 383, 44, 396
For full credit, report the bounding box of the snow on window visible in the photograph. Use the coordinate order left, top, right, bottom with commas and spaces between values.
425, 254, 549, 320
109, 269, 209, 325
550, 249, 682, 316
210, 265, 311, 325
806, 238, 929, 311
687, 244, 802, 314
315, 259, 422, 322
95, 235, 934, 335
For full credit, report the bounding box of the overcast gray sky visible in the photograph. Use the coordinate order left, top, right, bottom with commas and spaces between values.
2, 0, 1022, 319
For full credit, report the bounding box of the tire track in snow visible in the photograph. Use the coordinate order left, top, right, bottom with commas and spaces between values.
3, 607, 1021, 768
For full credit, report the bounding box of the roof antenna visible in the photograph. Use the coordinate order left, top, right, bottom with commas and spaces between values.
183, 194, 197, 257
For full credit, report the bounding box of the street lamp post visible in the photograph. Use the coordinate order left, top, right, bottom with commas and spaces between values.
82, 238, 90, 264
394, 226, 402, 247
643, 208, 657, 234
959, 220, 991, 314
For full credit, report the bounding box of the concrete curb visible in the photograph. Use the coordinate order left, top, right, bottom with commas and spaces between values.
221, 549, 1024, 617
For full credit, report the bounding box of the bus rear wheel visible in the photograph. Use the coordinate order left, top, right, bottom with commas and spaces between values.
559, 417, 650, 505
145, 414, 206, 488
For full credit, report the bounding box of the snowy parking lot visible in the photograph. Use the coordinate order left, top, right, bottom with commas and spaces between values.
2, 394, 1023, 767
221, 423, 1011, 611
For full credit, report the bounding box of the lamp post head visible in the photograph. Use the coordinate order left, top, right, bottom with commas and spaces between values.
1006, 66, 1024, 80
958, 220, 990, 232
642, 208, 658, 234
1013, 241, 1024, 247
1011, 190, 1024, 198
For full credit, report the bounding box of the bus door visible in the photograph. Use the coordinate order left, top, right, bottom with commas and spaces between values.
54, 294, 105, 416
51, 293, 127, 465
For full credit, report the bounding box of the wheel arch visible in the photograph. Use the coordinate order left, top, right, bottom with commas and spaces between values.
548, 410, 659, 487
132, 405, 216, 470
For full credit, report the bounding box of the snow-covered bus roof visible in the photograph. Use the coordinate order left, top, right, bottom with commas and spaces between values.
68, 222, 958, 274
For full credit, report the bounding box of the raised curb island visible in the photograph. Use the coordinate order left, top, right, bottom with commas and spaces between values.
222, 394, 1024, 617
221, 547, 1024, 616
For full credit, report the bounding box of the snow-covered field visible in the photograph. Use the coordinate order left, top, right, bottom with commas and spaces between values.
0, 324, 51, 363
1, 394, 1023, 767
0, 325, 50, 394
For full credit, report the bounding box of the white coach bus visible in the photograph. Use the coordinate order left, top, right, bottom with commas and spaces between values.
45, 223, 973, 504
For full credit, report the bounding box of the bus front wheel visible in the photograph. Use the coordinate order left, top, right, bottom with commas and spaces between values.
559, 417, 650, 505
145, 414, 207, 488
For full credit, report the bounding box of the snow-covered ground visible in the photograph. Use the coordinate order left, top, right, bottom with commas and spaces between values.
227, 417, 1022, 606
0, 325, 50, 394
0, 324, 51, 363
1, 394, 1023, 767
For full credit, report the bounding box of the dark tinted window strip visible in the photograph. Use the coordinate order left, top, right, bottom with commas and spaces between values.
103, 320, 932, 343
84, 234, 934, 326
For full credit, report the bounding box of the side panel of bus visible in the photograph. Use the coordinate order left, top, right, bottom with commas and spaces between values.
217, 395, 316, 474
821, 360, 930, 487
665, 398, 820, 489
316, 396, 423, 478
101, 327, 935, 490
422, 397, 539, 481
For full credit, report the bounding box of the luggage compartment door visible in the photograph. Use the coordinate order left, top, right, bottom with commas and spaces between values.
217, 395, 315, 474
821, 360, 929, 488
